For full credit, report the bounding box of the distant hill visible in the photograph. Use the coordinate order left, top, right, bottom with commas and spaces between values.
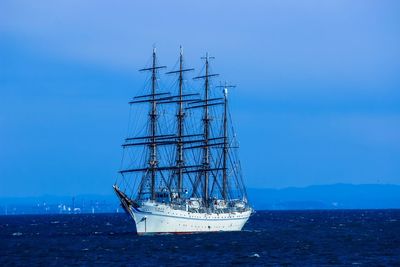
1, 184, 399, 215
248, 184, 400, 210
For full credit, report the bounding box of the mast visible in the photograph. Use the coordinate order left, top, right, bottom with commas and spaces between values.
165, 47, 195, 198
220, 82, 236, 200
202, 53, 212, 207
177, 47, 184, 196
203, 55, 210, 206
137, 48, 166, 200
193, 53, 219, 207
222, 84, 228, 200
176, 47, 185, 197
123, 49, 166, 201
150, 48, 157, 200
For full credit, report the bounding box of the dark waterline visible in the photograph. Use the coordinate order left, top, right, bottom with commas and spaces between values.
1, 210, 399, 266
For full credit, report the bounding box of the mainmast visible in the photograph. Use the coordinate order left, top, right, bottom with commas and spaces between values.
150, 48, 158, 200
166, 47, 194, 197
177, 47, 184, 197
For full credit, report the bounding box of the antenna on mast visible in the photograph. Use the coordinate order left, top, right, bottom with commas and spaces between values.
217, 81, 236, 200
218, 81, 236, 98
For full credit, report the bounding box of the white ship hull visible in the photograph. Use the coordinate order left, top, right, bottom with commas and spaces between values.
126, 201, 252, 234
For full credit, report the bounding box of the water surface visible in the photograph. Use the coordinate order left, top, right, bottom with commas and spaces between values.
1, 210, 399, 266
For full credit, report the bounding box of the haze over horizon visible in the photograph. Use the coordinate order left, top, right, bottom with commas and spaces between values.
1, 1, 399, 197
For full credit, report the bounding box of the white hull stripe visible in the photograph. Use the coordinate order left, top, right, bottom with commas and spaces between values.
131, 207, 250, 221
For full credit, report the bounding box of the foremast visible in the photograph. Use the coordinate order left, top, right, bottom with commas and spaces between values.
139, 48, 166, 200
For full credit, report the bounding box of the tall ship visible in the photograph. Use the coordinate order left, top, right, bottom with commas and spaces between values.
113, 47, 252, 234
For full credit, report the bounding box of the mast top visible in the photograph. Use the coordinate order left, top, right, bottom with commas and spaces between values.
201, 52, 215, 61
193, 54, 219, 80
165, 47, 194, 75
139, 47, 166, 72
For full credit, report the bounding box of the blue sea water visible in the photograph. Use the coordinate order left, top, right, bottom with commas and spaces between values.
1, 210, 399, 266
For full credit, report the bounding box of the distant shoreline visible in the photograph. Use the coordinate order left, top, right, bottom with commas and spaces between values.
1, 208, 400, 217
1, 184, 400, 215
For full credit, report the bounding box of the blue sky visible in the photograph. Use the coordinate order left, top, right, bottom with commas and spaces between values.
1, 1, 399, 197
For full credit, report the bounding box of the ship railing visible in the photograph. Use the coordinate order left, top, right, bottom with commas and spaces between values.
167, 200, 251, 213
